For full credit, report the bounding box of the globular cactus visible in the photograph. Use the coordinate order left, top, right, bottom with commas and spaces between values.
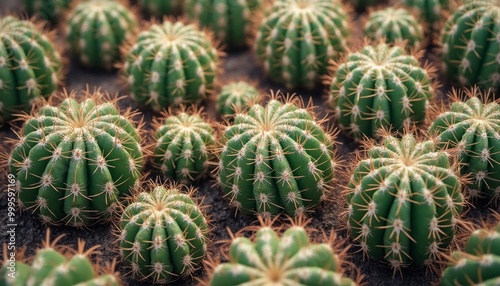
217, 81, 259, 116
218, 94, 337, 217
23, 0, 73, 24
153, 107, 215, 184
329, 43, 434, 141
123, 20, 219, 111
66, 0, 138, 70
255, 0, 350, 90
0, 16, 63, 123
429, 88, 500, 202
138, 0, 184, 18
441, 1, 500, 91
118, 181, 209, 284
185, 0, 262, 48
7, 90, 144, 227
401, 0, 449, 26
346, 133, 464, 270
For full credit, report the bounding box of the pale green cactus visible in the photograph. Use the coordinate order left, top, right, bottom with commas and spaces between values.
138, 0, 184, 17
402, 0, 449, 25
23, 0, 73, 24
217, 81, 259, 116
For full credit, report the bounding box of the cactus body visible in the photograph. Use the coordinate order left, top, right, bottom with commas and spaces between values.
346, 134, 463, 269
255, 0, 350, 90
217, 81, 259, 116
138, 0, 184, 17
23, 0, 73, 24
0, 16, 62, 123
329, 43, 433, 141
402, 0, 449, 25
66, 0, 138, 70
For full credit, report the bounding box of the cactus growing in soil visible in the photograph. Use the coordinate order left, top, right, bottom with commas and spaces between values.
218, 94, 337, 217
23, 0, 73, 24
118, 181, 209, 284
255, 0, 350, 90
401, 0, 449, 26
217, 81, 259, 116
123, 20, 219, 111
329, 43, 434, 141
346, 133, 464, 270
0, 16, 63, 123
66, 0, 138, 70
138, 0, 184, 17
7, 90, 144, 227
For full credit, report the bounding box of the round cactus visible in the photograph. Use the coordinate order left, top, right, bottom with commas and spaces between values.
217, 81, 259, 116
346, 133, 464, 269
0, 16, 63, 123
153, 107, 215, 184
255, 0, 350, 90
138, 0, 184, 17
123, 20, 219, 111
401, 0, 449, 26
23, 0, 73, 24
329, 43, 433, 141
441, 1, 500, 90
66, 0, 138, 70
429, 88, 500, 202
7, 91, 144, 227
118, 181, 209, 284
218, 95, 337, 217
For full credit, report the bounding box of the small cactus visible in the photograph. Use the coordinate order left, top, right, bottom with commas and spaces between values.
7, 90, 144, 227
118, 181, 209, 284
0, 16, 63, 123
66, 0, 138, 70
329, 43, 434, 141
23, 0, 73, 24
123, 20, 219, 111
217, 81, 259, 116
138, 0, 184, 17
255, 0, 350, 90
401, 0, 449, 26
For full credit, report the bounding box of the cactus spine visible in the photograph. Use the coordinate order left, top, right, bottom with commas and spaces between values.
138, 0, 184, 17
23, 0, 73, 24
217, 81, 259, 116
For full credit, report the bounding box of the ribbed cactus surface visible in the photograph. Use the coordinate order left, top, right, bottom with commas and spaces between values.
138, 0, 184, 17
402, 0, 449, 25
217, 81, 259, 116
23, 0, 73, 24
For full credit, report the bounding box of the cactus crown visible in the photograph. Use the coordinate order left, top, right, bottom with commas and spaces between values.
217, 81, 260, 116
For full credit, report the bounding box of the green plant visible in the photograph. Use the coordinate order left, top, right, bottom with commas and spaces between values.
401, 0, 449, 26
217, 81, 259, 116
138, 0, 184, 17
0, 16, 63, 123
66, 0, 138, 70
346, 133, 463, 270
329, 43, 434, 141
7, 90, 144, 227
118, 181, 209, 284
255, 0, 350, 90
123, 20, 219, 111
23, 0, 73, 24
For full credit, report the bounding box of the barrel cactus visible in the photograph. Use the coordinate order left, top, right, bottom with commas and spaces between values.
123, 20, 219, 111
218, 95, 337, 217
138, 0, 184, 17
329, 43, 434, 141
217, 81, 259, 116
118, 181, 209, 284
255, 0, 350, 90
7, 91, 144, 227
0, 16, 63, 123
346, 133, 464, 269
66, 0, 138, 70
23, 0, 73, 24
401, 0, 449, 26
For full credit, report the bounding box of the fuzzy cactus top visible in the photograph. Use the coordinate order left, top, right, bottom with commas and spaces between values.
217, 81, 260, 116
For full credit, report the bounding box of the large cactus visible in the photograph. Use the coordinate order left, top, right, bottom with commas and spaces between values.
217, 81, 259, 116
255, 0, 350, 90
23, 0, 73, 24
329, 43, 433, 141
7, 91, 144, 227
346, 133, 463, 269
138, 0, 184, 17
0, 16, 63, 123
401, 0, 449, 26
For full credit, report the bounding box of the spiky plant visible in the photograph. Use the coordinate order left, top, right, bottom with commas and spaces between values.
118, 181, 209, 284
7, 90, 144, 227
138, 0, 184, 17
346, 132, 464, 270
66, 0, 138, 70
23, 0, 73, 24
218, 93, 337, 217
401, 0, 449, 26
255, 0, 350, 90
217, 81, 259, 116
0, 16, 63, 123
122, 20, 219, 111
328, 43, 434, 141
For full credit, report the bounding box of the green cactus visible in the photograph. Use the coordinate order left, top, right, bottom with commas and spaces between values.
118, 181, 209, 284
329, 43, 433, 141
255, 0, 350, 90
0, 16, 63, 123
7, 91, 144, 227
138, 0, 184, 17
401, 0, 449, 25
218, 95, 337, 217
66, 0, 138, 70
217, 81, 259, 116
346, 133, 464, 269
123, 20, 219, 112
23, 0, 73, 24
184, 0, 262, 48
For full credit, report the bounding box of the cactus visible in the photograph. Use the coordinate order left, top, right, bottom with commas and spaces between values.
255, 0, 350, 90
138, 0, 184, 17
66, 0, 138, 70
441, 0, 500, 91
7, 90, 144, 227
153, 107, 215, 184
0, 16, 63, 123
23, 0, 73, 24
328, 43, 434, 141
401, 0, 449, 26
218, 94, 337, 217
346, 133, 464, 270
118, 181, 209, 284
184, 0, 262, 48
429, 88, 500, 202
217, 81, 259, 116
123, 20, 219, 111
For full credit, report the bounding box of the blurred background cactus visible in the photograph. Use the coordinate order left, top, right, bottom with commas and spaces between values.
23, 0, 73, 24
138, 0, 184, 18
217, 81, 259, 116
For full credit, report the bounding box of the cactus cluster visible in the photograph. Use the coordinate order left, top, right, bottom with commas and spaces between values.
138, 0, 184, 18
23, 0, 73, 24
217, 81, 259, 116
401, 0, 449, 26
